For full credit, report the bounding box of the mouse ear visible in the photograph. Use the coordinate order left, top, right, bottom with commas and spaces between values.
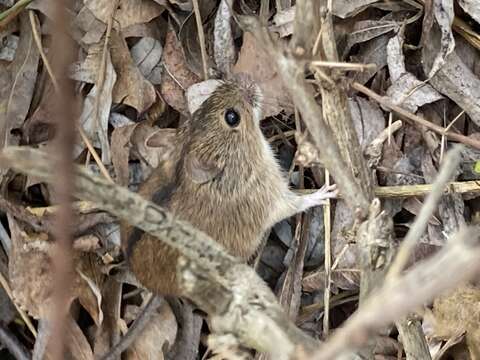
185, 154, 223, 184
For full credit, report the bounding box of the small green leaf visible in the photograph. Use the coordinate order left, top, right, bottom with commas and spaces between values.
474, 161, 480, 174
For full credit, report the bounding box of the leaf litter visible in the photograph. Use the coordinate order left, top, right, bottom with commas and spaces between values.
0, 0, 480, 359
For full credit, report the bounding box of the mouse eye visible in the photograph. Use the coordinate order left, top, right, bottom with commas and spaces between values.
224, 109, 240, 128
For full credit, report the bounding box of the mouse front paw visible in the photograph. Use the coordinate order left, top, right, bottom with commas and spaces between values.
300, 184, 338, 210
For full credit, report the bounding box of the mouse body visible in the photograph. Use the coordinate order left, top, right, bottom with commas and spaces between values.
126, 75, 336, 295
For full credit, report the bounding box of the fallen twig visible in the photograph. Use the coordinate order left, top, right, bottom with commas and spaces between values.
0, 323, 31, 360
352, 82, 480, 151
100, 295, 162, 360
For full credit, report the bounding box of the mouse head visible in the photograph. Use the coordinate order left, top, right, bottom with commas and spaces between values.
182, 74, 266, 185
190, 73, 263, 137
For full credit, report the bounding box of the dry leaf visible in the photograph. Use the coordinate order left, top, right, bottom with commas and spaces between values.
458, 0, 480, 24
77, 50, 116, 163
343, 20, 398, 58
177, 0, 217, 77
349, 96, 385, 148
0, 34, 18, 61
332, 0, 381, 18
384, 32, 443, 113
214, 0, 236, 75
161, 26, 201, 114
186, 80, 222, 114
422, 20, 480, 126
270, 7, 295, 37
125, 300, 178, 360
77, 254, 106, 327
74, 6, 107, 46
130, 37, 163, 85
350, 35, 390, 84
84, 0, 164, 28
428, 0, 455, 78
111, 123, 138, 186
110, 31, 156, 114
422, 152, 466, 238
8, 216, 55, 319
233, 32, 293, 118
0, 13, 39, 152
70, 43, 102, 84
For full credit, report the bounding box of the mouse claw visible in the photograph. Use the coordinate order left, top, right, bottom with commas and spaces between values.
312, 184, 338, 204
298, 184, 338, 211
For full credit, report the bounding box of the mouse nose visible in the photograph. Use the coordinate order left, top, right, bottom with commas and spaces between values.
232, 73, 263, 121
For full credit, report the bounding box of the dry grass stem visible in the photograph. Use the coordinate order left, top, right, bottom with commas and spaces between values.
387, 146, 463, 279
352, 82, 480, 150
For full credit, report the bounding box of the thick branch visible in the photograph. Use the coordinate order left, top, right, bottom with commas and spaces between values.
0, 147, 315, 359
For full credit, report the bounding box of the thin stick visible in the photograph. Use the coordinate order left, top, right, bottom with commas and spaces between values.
296, 179, 480, 198
192, 0, 209, 80
322, 170, 332, 336
352, 82, 480, 150
0, 272, 37, 337
29, 11, 57, 89
311, 61, 376, 71
0, 323, 31, 360
49, 0, 76, 357
0, 0, 33, 25
78, 128, 114, 183
387, 146, 463, 279
100, 295, 162, 360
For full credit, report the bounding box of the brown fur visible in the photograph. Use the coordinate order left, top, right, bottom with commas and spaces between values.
127, 78, 300, 295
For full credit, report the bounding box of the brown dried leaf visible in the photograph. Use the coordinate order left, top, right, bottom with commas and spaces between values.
177, 1, 217, 77
214, 0, 236, 75
111, 123, 138, 186
0, 13, 39, 151
84, 0, 164, 28
385, 33, 442, 113
426, 0, 455, 78
77, 50, 116, 163
350, 35, 389, 84
125, 300, 178, 360
332, 0, 382, 18
349, 96, 385, 148
422, 32, 480, 126
8, 216, 64, 319
130, 37, 163, 85
76, 254, 107, 327
343, 20, 398, 58
233, 32, 293, 118
110, 31, 156, 114
422, 152, 466, 238
74, 6, 107, 46
161, 27, 200, 114
70, 43, 102, 84
186, 80, 222, 114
